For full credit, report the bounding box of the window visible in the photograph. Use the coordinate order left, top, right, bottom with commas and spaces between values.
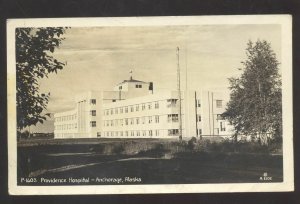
149, 130, 153, 137
220, 122, 226, 131
110, 109, 113, 115
130, 118, 134, 125
120, 119, 124, 126
90, 99, 96, 105
119, 86, 122, 90
115, 119, 118, 126
125, 131, 128, 136
115, 108, 118, 114
216, 114, 224, 120
136, 105, 139, 111
125, 107, 128, 113
111, 120, 114, 126
197, 99, 201, 107
148, 103, 152, 110
155, 101, 159, 109
90, 121, 96, 127
130, 106, 134, 112
155, 130, 159, 136
168, 129, 179, 136
137, 131, 140, 136
136, 118, 139, 125
167, 114, 179, 122
167, 99, 177, 108
148, 116, 152, 123
125, 118, 128, 125
106, 110, 109, 115
142, 117, 145, 124
90, 110, 96, 116
120, 131, 123, 136
120, 107, 123, 114
131, 131, 134, 136
135, 84, 142, 88
216, 100, 223, 108
142, 103, 146, 110
142, 131, 146, 136
155, 115, 159, 123
197, 115, 201, 122
197, 129, 202, 136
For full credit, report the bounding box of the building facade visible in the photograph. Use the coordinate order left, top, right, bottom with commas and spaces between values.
54, 77, 233, 139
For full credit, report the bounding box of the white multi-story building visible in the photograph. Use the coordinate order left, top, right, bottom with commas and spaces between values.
54, 77, 233, 139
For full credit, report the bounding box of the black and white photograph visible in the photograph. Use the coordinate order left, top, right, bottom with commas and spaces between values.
7, 15, 293, 194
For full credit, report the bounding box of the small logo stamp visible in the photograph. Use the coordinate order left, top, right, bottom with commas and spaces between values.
259, 172, 272, 181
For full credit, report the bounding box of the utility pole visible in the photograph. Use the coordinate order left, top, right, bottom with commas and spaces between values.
177, 47, 183, 141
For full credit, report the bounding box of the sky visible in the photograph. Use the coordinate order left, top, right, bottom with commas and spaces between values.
31, 24, 281, 132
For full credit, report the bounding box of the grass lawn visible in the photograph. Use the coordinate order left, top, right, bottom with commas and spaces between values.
17, 138, 283, 185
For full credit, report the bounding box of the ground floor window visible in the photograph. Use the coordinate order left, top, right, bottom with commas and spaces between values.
168, 129, 179, 136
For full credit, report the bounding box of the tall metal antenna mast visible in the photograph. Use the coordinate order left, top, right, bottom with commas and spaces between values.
177, 47, 183, 141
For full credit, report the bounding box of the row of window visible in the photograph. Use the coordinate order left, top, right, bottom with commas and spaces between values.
103, 129, 180, 137
55, 123, 77, 130
55, 114, 77, 122
103, 114, 184, 127
104, 101, 160, 115
104, 115, 160, 126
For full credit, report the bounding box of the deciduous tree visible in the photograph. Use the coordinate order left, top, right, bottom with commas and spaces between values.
222, 40, 282, 144
16, 27, 67, 130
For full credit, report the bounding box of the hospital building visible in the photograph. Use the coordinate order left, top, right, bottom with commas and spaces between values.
54, 76, 233, 139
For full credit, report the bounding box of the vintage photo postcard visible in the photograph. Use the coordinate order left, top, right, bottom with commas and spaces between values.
7, 15, 293, 195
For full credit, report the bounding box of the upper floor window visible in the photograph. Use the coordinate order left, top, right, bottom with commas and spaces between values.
155, 101, 159, 109
110, 109, 113, 115
216, 100, 223, 108
136, 105, 139, 111
125, 107, 128, 113
90, 121, 96, 127
148, 103, 152, 110
130, 106, 134, 112
216, 114, 224, 120
167, 114, 179, 123
120, 107, 123, 114
115, 108, 118, 114
90, 99, 96, 105
167, 99, 177, 108
91, 110, 96, 116
155, 115, 159, 123
197, 114, 201, 122
135, 84, 142, 88
142, 103, 146, 110
196, 99, 201, 107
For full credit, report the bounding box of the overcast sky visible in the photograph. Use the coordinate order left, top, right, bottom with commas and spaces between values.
38, 24, 281, 117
